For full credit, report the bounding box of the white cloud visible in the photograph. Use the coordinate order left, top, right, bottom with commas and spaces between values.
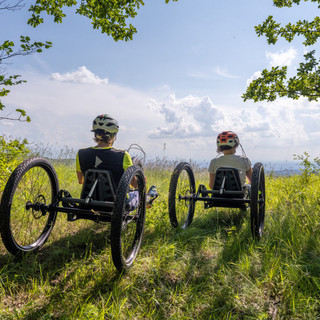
148, 94, 225, 138
1, 121, 14, 127
213, 66, 239, 79
246, 71, 262, 86
2, 67, 320, 162
266, 47, 297, 67
146, 94, 320, 161
187, 71, 212, 79
50, 66, 108, 85
187, 67, 239, 80
1, 68, 161, 156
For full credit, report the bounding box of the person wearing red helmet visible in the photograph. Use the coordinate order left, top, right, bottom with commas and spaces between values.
208, 131, 252, 189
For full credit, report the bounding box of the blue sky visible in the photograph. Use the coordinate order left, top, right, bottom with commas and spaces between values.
1, 0, 320, 166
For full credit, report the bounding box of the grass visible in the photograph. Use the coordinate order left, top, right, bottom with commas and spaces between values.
0, 158, 320, 319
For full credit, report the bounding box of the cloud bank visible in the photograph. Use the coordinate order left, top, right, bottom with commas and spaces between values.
148, 94, 224, 138
51, 66, 108, 85
266, 47, 297, 67
2, 66, 320, 162
146, 93, 320, 161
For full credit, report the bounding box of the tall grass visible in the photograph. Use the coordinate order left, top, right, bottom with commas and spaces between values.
0, 156, 319, 319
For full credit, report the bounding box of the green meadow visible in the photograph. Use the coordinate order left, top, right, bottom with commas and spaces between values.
0, 141, 320, 319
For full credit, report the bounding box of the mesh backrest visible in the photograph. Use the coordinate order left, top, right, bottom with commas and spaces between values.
213, 167, 242, 192
80, 169, 116, 202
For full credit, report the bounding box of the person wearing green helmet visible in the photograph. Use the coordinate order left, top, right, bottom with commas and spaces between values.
76, 114, 131, 186
208, 131, 252, 189
76, 114, 158, 210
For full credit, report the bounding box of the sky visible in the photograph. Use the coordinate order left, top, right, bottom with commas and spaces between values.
1, 0, 320, 167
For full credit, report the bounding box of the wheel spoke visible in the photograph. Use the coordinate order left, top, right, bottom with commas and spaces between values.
0, 158, 58, 254
111, 165, 146, 270
168, 162, 196, 229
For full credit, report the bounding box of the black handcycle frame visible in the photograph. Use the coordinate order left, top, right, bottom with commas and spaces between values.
168, 162, 266, 239
0, 145, 147, 271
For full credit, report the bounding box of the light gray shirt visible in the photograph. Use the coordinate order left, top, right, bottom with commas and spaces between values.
208, 154, 252, 185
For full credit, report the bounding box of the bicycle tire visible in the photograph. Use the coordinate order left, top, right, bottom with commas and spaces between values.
111, 165, 146, 270
0, 157, 59, 255
250, 162, 266, 239
168, 162, 196, 229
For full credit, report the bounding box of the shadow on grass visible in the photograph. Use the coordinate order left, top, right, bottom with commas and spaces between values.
0, 206, 261, 319
168, 207, 253, 261
0, 221, 112, 284
139, 207, 259, 319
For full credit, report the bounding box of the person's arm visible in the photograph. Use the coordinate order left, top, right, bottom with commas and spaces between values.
123, 151, 139, 188
246, 167, 253, 184
208, 159, 216, 189
245, 157, 253, 184
209, 173, 215, 189
77, 171, 84, 184
75, 152, 84, 184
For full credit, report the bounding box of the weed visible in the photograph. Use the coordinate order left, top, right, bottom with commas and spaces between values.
0, 155, 320, 319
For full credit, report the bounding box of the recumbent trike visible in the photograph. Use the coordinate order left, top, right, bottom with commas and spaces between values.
168, 162, 265, 239
0, 145, 147, 271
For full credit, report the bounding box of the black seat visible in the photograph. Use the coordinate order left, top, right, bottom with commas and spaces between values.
80, 169, 116, 211
212, 167, 244, 198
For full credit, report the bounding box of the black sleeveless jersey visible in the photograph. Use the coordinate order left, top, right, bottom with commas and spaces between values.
77, 147, 127, 186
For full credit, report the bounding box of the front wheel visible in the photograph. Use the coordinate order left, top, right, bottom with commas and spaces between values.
250, 162, 266, 239
0, 157, 59, 255
168, 162, 196, 229
111, 165, 146, 271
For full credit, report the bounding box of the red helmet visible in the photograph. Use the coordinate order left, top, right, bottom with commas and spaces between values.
217, 131, 239, 148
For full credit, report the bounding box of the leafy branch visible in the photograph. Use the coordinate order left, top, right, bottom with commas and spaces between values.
0, 37, 52, 122
0, 0, 24, 11
27, 0, 178, 41
243, 50, 320, 102
256, 15, 320, 46
243, 0, 320, 102
1, 0, 178, 121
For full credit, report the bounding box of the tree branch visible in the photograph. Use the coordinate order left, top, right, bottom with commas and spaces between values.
0, 0, 24, 11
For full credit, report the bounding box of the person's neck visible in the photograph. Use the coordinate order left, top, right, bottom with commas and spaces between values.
96, 141, 113, 148
223, 149, 235, 155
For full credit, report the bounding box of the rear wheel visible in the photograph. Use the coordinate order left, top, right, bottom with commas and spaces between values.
111, 165, 146, 271
250, 162, 265, 239
0, 157, 59, 255
168, 162, 196, 229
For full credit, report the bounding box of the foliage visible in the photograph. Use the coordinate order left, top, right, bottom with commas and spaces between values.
27, 0, 178, 41
1, 156, 320, 318
243, 0, 320, 102
0, 136, 30, 192
294, 151, 320, 183
0, 0, 178, 122
0, 36, 52, 122
0, 2, 52, 122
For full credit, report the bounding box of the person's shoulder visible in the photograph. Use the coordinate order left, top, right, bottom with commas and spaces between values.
238, 154, 252, 165
77, 147, 93, 154
209, 155, 221, 163
110, 147, 126, 154
237, 154, 250, 160
211, 154, 224, 160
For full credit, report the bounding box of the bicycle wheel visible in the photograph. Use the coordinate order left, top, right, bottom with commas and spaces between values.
111, 165, 146, 270
168, 162, 196, 229
250, 162, 265, 239
0, 157, 59, 255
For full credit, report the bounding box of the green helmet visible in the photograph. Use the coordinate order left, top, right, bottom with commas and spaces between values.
92, 114, 119, 134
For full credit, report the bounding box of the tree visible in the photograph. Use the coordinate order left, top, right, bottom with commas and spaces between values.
0, 36, 52, 122
242, 0, 320, 102
1, 0, 178, 121
1, 1, 52, 121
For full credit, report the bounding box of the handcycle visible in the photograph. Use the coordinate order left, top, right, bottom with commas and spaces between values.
0, 144, 147, 271
168, 162, 265, 239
